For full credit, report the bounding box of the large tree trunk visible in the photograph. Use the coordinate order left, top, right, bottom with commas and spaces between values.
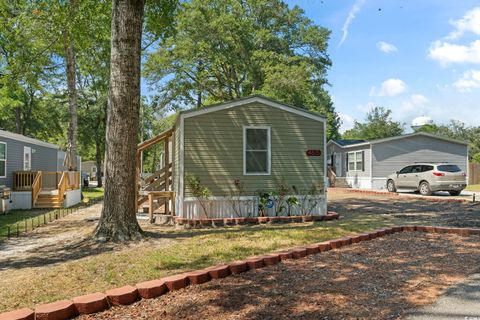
93, 0, 144, 242
64, 31, 78, 171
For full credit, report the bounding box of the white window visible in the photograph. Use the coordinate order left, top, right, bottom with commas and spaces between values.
243, 126, 271, 175
23, 146, 31, 171
0, 142, 6, 178
348, 151, 364, 171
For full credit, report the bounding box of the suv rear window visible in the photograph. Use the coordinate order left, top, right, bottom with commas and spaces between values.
437, 165, 462, 173
422, 165, 434, 172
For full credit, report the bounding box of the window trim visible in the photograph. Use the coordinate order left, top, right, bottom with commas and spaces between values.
243, 126, 271, 176
347, 151, 364, 172
23, 146, 32, 171
0, 142, 6, 178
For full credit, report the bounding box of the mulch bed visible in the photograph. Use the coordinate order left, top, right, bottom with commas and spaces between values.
78, 232, 480, 320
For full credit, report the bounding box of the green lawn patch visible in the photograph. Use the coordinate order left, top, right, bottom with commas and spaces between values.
0, 209, 54, 238
82, 187, 104, 201
0, 211, 399, 312
465, 184, 480, 192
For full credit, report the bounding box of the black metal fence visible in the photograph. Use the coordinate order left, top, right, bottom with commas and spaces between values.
1, 195, 104, 240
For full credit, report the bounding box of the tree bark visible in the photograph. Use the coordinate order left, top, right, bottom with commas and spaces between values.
93, 0, 145, 242
63, 30, 78, 171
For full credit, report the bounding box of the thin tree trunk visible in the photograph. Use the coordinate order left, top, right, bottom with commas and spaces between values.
94, 0, 144, 242
95, 135, 103, 188
14, 107, 22, 134
64, 30, 78, 171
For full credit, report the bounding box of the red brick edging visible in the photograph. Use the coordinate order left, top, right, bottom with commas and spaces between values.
1, 224, 479, 320
175, 212, 339, 227
329, 188, 468, 203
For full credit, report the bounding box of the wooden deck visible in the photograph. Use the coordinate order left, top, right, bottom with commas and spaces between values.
13, 171, 80, 208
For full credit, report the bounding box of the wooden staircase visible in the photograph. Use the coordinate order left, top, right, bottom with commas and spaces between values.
35, 191, 63, 208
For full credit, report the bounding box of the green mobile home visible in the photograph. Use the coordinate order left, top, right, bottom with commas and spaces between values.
138, 95, 327, 219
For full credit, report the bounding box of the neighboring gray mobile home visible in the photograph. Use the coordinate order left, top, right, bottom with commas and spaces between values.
0, 130, 81, 211
327, 132, 469, 190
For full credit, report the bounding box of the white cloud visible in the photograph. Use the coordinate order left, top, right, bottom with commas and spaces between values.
453, 69, 480, 92
370, 78, 406, 97
428, 40, 480, 65
377, 41, 398, 53
339, 113, 355, 133
401, 94, 429, 112
410, 94, 429, 105
356, 101, 376, 113
447, 7, 480, 39
339, 0, 365, 46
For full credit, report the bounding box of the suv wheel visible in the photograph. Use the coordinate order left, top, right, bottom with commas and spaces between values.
449, 190, 461, 196
419, 181, 432, 196
387, 180, 397, 192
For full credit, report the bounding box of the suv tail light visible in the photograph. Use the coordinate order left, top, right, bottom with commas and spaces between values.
433, 172, 445, 177
462, 172, 467, 177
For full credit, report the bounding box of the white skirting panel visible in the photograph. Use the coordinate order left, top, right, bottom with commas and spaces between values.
180, 195, 327, 219
372, 178, 387, 190
10, 191, 32, 210
64, 189, 82, 208
345, 177, 372, 189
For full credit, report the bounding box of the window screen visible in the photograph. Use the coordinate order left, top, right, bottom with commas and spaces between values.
245, 128, 270, 174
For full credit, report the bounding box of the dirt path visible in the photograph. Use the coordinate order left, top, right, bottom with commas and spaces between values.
79, 232, 480, 320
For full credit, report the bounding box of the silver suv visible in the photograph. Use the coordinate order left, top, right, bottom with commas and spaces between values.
386, 163, 467, 196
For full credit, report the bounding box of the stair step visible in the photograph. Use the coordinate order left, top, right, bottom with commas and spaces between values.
35, 204, 63, 208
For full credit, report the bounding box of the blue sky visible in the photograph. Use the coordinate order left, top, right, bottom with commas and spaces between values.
286, 0, 480, 132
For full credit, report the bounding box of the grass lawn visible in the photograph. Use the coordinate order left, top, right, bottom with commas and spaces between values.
465, 184, 480, 192
0, 212, 399, 313
82, 187, 104, 201
0, 209, 54, 239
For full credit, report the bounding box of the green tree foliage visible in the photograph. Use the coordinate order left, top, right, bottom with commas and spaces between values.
144, 0, 340, 139
343, 107, 405, 140
0, 1, 62, 138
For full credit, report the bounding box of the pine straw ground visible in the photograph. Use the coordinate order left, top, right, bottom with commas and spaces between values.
79, 232, 480, 320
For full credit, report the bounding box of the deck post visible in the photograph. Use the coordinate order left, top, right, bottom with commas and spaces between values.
164, 135, 170, 215
148, 192, 154, 223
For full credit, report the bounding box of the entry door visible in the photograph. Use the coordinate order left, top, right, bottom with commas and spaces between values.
334, 153, 342, 176
23, 146, 31, 171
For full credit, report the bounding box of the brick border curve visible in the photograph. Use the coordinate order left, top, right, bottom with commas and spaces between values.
1, 224, 479, 320
328, 188, 469, 203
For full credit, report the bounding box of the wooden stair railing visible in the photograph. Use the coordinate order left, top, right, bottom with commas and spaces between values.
327, 166, 337, 187
57, 172, 68, 203
31, 171, 42, 206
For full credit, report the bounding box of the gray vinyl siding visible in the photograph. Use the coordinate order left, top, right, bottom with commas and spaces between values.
0, 136, 58, 188
372, 135, 468, 178
182, 102, 325, 197
344, 145, 371, 178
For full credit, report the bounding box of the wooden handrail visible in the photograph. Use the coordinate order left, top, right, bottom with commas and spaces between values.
137, 127, 174, 152
31, 171, 42, 206
57, 172, 68, 202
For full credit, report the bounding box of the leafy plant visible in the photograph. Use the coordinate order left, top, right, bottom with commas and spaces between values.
286, 196, 299, 216
272, 178, 289, 216
257, 191, 272, 217
227, 179, 245, 217
293, 184, 321, 216
185, 173, 212, 218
